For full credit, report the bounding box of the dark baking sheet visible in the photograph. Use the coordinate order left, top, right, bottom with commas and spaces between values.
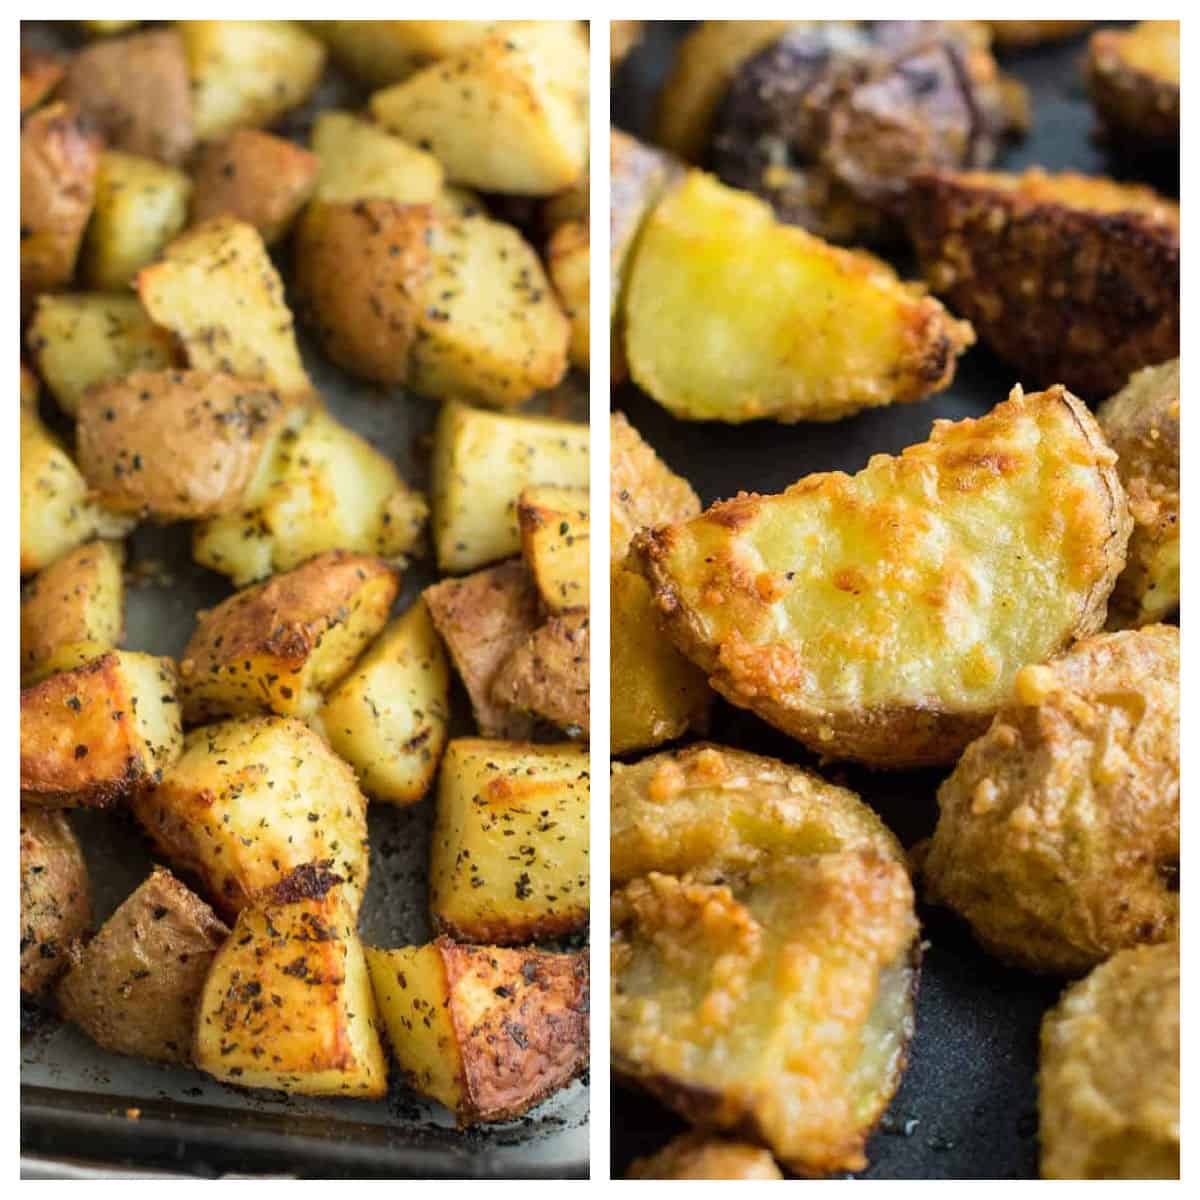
610, 20, 1167, 1180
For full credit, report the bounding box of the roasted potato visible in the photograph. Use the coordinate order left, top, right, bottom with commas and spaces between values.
306, 20, 502, 86
20, 48, 64, 115
431, 401, 590, 573
1086, 21, 1179, 153
611, 20, 642, 69
316, 599, 450, 806
908, 168, 1180, 398
491, 611, 589, 738
20, 809, 90, 996
20, 101, 101, 306
370, 23, 588, 195
1039, 943, 1179, 1180
57, 868, 228, 1064
636, 385, 1131, 768
546, 219, 589, 369
624, 171, 973, 423
192, 407, 427, 586
21, 540, 125, 686
367, 939, 588, 1124
20, 650, 182, 809
138, 216, 311, 396
987, 21, 1091, 48
517, 485, 589, 614
131, 716, 370, 918
923, 625, 1178, 975
309, 110, 443, 206
429, 738, 589, 944
178, 550, 397, 724
26, 293, 177, 418
194, 864, 386, 1096
82, 21, 140, 37
627, 1134, 783, 1181
59, 29, 194, 165
424, 560, 540, 739
190, 130, 319, 245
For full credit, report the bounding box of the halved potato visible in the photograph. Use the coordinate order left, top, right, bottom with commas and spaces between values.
310, 110, 443, 206
627, 1134, 783, 1181
517, 485, 589, 614
178, 550, 397, 723
194, 864, 386, 1097
625, 171, 973, 423
57, 867, 228, 1064
20, 49, 64, 115
367, 939, 588, 1123
491, 611, 589, 737
306, 20, 502, 85
20, 809, 90, 996
131, 716, 369, 918
20, 651, 182, 808
636, 385, 1131, 767
1087, 21, 1179, 153
429, 738, 589, 944
547, 219, 590, 369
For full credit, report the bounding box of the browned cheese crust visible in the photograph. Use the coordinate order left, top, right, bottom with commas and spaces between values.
1086, 21, 1179, 154
627, 1133, 783, 1180
20, 809, 91, 995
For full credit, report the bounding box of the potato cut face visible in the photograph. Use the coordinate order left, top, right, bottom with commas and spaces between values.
21, 651, 183, 809
547, 220, 589, 369
179, 550, 397, 723
195, 865, 386, 1096
491, 611, 590, 737
311, 111, 443, 206
26, 293, 177, 418
318, 599, 450, 806
432, 401, 589, 573
131, 716, 369, 918
637, 385, 1131, 767
21, 540, 125, 686
625, 171, 973, 423
306, 20, 502, 85
518, 485, 589, 614
429, 739, 589, 944
367, 939, 588, 1123
57, 867, 228, 1064
138, 216, 311, 396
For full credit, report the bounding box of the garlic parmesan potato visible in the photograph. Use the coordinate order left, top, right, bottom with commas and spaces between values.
627, 1134, 783, 1181
636, 385, 1131, 767
194, 864, 386, 1097
20, 809, 90, 996
1087, 21, 1179, 154
517, 485, 589, 614
367, 938, 588, 1124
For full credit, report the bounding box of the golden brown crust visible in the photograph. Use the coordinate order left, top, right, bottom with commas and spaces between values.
491, 611, 589, 737
20, 49, 64, 115
20, 809, 90, 995
1086, 21, 1179, 153
627, 1133, 783, 1180
987, 21, 1091, 48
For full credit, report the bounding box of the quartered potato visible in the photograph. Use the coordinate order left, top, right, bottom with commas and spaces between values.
367, 939, 588, 1123
178, 550, 397, 723
131, 716, 370, 918
20, 651, 182, 809
491, 611, 590, 738
1087, 21, 1179, 154
627, 1134, 783, 1181
194, 864, 387, 1097
636, 385, 1131, 767
306, 19, 501, 86
310, 110, 443, 206
924, 625, 1179, 975
909, 168, 1180, 398
21, 540, 125, 686
20, 809, 90, 996
20, 48, 64, 115
624, 171, 973, 423
429, 739, 590, 944
517, 485, 590, 614
57, 867, 228, 1064
547, 220, 590, 369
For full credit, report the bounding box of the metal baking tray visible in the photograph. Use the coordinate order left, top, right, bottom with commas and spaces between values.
20, 20, 588, 1179
610, 20, 1172, 1180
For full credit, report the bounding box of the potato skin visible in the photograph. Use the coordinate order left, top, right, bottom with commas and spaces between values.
20, 809, 90, 996
492, 611, 589, 737
1086, 21, 1179, 154
627, 1134, 783, 1180
924, 626, 1178, 975
56, 868, 228, 1064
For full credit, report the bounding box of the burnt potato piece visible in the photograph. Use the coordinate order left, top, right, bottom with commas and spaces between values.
924, 625, 1179, 975
1039, 943, 1178, 1179
908, 168, 1179, 398
57, 868, 228, 1064
20, 809, 90, 996
627, 1134, 783, 1180
1087, 21, 1179, 155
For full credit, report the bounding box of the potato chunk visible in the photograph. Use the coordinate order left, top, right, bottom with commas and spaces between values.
57, 868, 228, 1064
20, 49, 64, 115
20, 651, 182, 809
518, 485, 589, 614
21, 540, 125, 686
20, 809, 90, 996
368, 939, 588, 1123
310, 111, 443, 206
131, 716, 370, 918
1087, 21, 1179, 154
179, 550, 397, 723
316, 600, 450, 806
430, 739, 589, 943
306, 20, 501, 85
625, 171, 973, 423
491, 611, 590, 737
636, 385, 1131, 767
194, 865, 386, 1097
627, 1134, 783, 1181
547, 220, 589, 369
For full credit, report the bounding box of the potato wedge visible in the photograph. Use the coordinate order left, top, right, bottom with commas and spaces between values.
20, 48, 64, 115
431, 401, 589, 573
491, 611, 590, 737
429, 739, 589, 944
21, 540, 125, 686
547, 219, 589, 369
179, 550, 397, 724
306, 20, 501, 86
517, 485, 589, 614
138, 216, 311, 396
310, 110, 443, 206
20, 809, 90, 996
636, 385, 1131, 767
194, 864, 386, 1096
20, 650, 182, 809
1087, 21, 1179, 153
316, 599, 450, 806
367, 939, 588, 1123
908, 168, 1179, 398
132, 717, 370, 918
627, 1135, 783, 1181
625, 171, 973, 423
57, 867, 228, 1064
